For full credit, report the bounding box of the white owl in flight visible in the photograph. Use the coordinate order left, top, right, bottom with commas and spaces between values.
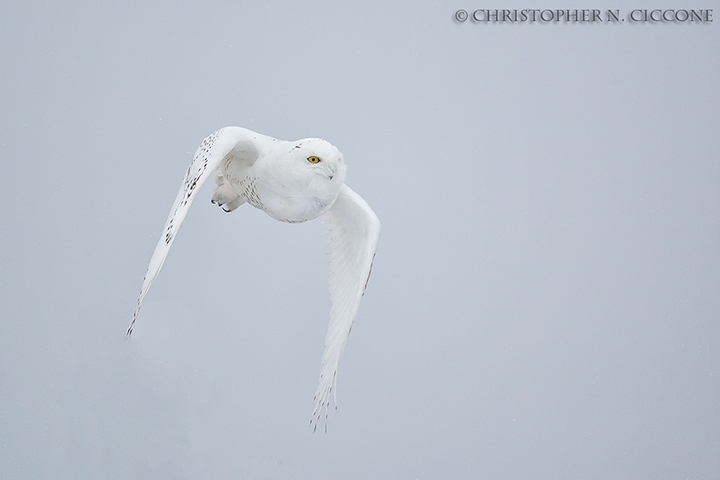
128, 127, 380, 431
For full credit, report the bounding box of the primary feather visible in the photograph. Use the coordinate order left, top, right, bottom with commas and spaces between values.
128, 127, 380, 431
312, 185, 380, 430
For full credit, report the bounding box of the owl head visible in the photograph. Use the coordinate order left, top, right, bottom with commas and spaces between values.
285, 138, 348, 187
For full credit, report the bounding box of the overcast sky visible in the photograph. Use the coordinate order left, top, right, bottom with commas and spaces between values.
1, 1, 718, 479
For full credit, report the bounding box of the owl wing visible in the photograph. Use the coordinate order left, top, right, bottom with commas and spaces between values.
127, 127, 273, 335
312, 184, 381, 430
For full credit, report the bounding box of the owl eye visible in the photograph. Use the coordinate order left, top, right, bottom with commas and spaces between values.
307, 156, 321, 164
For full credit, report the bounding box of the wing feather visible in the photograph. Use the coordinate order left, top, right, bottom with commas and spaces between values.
311, 184, 380, 430
127, 127, 267, 334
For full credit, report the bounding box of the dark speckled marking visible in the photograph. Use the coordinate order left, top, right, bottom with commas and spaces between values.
163, 130, 221, 245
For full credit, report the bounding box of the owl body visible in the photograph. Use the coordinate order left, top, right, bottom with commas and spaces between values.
213, 132, 347, 223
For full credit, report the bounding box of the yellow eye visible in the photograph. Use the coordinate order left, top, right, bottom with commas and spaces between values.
307, 155, 321, 164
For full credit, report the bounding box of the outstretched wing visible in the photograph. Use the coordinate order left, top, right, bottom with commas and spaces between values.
127, 127, 268, 335
311, 184, 380, 430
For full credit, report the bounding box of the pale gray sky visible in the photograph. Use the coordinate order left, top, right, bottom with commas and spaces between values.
1, 1, 718, 478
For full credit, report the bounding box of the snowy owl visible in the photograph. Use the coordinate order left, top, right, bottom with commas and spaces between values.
128, 126, 380, 431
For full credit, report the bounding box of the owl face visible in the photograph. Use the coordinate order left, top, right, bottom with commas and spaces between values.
288, 138, 347, 186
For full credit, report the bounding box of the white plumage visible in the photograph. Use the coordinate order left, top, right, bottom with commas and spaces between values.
128, 127, 380, 431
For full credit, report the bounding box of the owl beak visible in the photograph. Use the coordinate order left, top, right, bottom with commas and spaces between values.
326, 164, 338, 180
